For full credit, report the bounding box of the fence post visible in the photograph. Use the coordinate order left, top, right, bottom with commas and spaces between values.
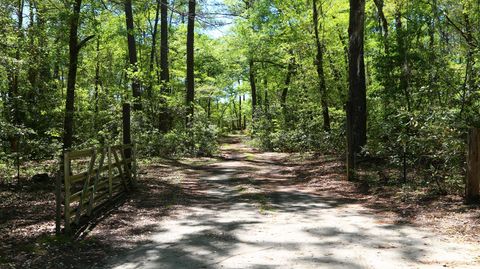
466, 128, 480, 204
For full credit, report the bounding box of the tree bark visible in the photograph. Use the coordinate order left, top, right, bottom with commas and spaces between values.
7, 0, 24, 152
147, 0, 161, 96
249, 59, 257, 118
373, 0, 395, 116
63, 0, 82, 150
124, 0, 141, 110
281, 51, 295, 116
243, 95, 246, 130
157, 0, 171, 132
94, 37, 102, 133
466, 128, 480, 203
347, 0, 367, 180
313, 0, 330, 132
373, 0, 389, 52
395, 9, 411, 112
238, 95, 242, 130
185, 0, 196, 126
263, 77, 269, 111
160, 0, 170, 88
207, 97, 211, 119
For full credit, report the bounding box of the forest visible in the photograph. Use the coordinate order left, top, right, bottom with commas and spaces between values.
1, 0, 480, 268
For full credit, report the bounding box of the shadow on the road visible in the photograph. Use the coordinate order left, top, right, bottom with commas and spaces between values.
103, 138, 431, 269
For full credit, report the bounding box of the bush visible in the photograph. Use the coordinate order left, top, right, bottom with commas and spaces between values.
366, 108, 465, 193
137, 109, 218, 158
252, 106, 345, 153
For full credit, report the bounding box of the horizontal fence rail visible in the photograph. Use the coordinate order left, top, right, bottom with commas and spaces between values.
55, 144, 137, 234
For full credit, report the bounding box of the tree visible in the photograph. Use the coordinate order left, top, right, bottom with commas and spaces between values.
147, 0, 161, 96
249, 59, 257, 118
158, 0, 170, 132
6, 0, 24, 152
63, 0, 94, 149
186, 0, 196, 126
160, 0, 169, 88
346, 0, 367, 180
124, 0, 141, 110
281, 50, 295, 119
312, 0, 330, 132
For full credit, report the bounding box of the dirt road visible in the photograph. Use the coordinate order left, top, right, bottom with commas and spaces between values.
103, 136, 479, 269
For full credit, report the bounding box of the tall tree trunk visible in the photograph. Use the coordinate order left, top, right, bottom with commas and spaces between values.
373, 0, 394, 117
185, 0, 196, 126
232, 98, 238, 130
7, 0, 24, 152
8, 0, 25, 149
124, 0, 141, 110
94, 37, 101, 131
263, 77, 268, 111
160, 0, 170, 88
281, 51, 295, 117
34, 0, 51, 106
313, 0, 330, 132
147, 0, 161, 96
158, 0, 170, 132
459, 12, 477, 121
249, 59, 257, 118
373, 0, 389, 53
207, 97, 211, 119
346, 0, 367, 180
395, 9, 411, 111
27, 1, 38, 103
243, 95, 246, 130
238, 95, 242, 130
63, 0, 82, 150
63, 0, 94, 150
428, 0, 440, 105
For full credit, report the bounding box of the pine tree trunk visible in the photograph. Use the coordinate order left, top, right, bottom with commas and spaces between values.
249, 59, 257, 118
124, 0, 141, 110
347, 0, 367, 180
185, 0, 196, 126
313, 0, 330, 132
147, 0, 161, 96
63, 0, 82, 150
238, 95, 242, 130
281, 51, 295, 117
160, 0, 169, 88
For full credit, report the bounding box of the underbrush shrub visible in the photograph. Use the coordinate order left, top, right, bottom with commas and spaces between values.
366, 109, 465, 194
137, 109, 218, 157
251, 108, 276, 151
252, 107, 345, 153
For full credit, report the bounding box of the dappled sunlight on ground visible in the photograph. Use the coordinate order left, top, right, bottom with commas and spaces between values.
102, 135, 480, 269
1, 135, 479, 268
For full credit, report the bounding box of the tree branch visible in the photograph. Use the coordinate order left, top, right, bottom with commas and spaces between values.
444, 13, 478, 48
77, 35, 96, 51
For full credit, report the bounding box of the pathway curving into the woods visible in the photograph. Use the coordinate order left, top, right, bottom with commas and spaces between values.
103, 135, 479, 269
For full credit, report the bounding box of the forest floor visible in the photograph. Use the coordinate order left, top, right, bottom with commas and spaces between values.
1, 135, 480, 268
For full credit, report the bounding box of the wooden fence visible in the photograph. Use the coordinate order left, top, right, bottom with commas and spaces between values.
55, 144, 137, 234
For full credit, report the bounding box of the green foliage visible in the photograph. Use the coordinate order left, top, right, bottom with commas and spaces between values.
0, 0, 479, 196
137, 109, 218, 158
366, 109, 466, 193
252, 106, 345, 153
